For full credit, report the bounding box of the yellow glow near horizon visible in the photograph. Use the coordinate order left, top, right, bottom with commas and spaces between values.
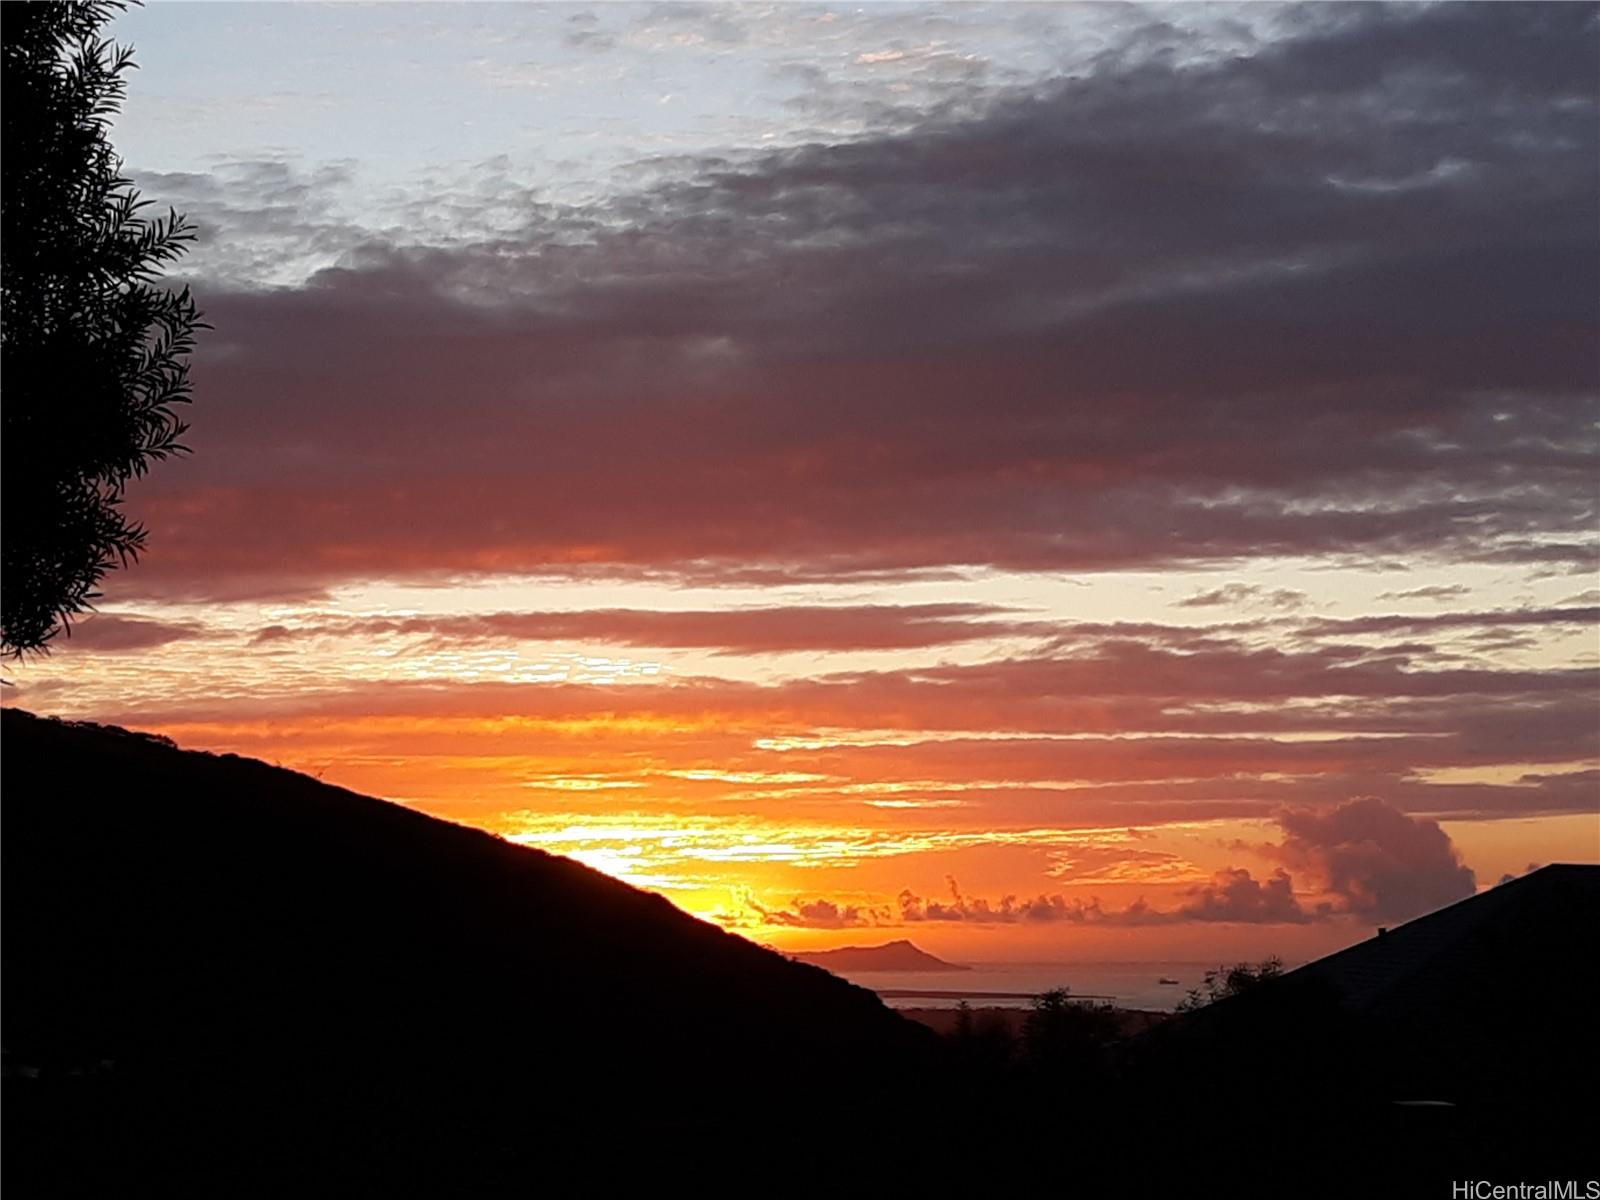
8, 559, 1594, 963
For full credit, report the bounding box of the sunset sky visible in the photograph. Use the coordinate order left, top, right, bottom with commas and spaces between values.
8, 0, 1597, 963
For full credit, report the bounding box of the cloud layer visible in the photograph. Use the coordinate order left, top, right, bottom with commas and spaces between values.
109, 1, 1597, 601
13, 3, 1593, 947
751, 799, 1478, 929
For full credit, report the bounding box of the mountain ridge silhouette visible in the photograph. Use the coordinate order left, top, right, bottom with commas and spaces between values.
790, 939, 970, 972
2, 708, 935, 1189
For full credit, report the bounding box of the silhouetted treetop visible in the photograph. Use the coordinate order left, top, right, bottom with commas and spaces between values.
1176, 956, 1285, 1012
2, 0, 204, 656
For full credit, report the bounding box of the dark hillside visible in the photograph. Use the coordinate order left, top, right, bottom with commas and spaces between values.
2, 709, 934, 1190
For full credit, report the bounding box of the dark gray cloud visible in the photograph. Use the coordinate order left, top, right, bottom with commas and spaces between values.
55, 614, 207, 653
1271, 796, 1477, 923
750, 896, 886, 929
133, 159, 365, 285
1168, 868, 1311, 924
107, 2, 1597, 600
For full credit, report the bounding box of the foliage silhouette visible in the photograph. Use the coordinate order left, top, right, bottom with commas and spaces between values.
1175, 955, 1285, 1012
1, 0, 204, 657
953, 997, 974, 1040
947, 998, 1016, 1076
1020, 987, 1121, 1082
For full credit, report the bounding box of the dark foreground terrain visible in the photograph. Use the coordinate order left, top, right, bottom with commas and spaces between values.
3, 709, 936, 1192
5, 708, 1596, 1194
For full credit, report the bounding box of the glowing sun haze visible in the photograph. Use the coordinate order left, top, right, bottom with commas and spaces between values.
10, 1, 1597, 963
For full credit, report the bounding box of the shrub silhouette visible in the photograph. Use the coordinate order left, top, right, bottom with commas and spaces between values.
948, 999, 1017, 1075
1, 0, 204, 656
1176, 955, 1284, 1012
1020, 987, 1121, 1083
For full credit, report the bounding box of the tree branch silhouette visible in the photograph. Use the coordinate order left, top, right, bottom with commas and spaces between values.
2, 0, 206, 656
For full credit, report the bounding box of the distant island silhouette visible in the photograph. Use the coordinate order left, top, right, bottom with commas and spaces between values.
790, 939, 971, 973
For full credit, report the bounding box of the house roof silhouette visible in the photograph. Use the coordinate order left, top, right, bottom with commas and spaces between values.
1288, 863, 1600, 1019
1144, 863, 1600, 1115
1128, 864, 1600, 1184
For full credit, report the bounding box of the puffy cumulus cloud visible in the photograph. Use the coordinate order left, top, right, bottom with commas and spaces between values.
897, 871, 1314, 926
1497, 863, 1544, 886
752, 876, 1312, 934
747, 800, 1482, 931
897, 882, 1113, 925
1171, 868, 1311, 925
748, 842, 1463, 931
112, 2, 1597, 603
746, 896, 888, 929
1271, 797, 1477, 923
762, 875, 1312, 928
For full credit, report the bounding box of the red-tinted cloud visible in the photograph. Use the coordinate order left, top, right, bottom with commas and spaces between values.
39, 610, 1595, 824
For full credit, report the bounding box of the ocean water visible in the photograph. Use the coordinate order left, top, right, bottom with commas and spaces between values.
836, 961, 1249, 1012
